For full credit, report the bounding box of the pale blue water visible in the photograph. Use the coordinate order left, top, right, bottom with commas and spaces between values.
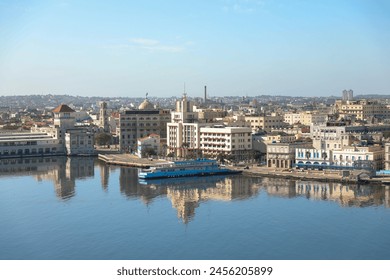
1, 157, 390, 260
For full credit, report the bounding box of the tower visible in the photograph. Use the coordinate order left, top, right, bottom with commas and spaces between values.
99, 101, 109, 132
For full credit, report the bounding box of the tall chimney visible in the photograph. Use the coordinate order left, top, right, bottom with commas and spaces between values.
204, 86, 207, 103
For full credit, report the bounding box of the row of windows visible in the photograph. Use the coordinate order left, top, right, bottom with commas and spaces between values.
249, 119, 282, 123
0, 147, 60, 156
121, 117, 159, 121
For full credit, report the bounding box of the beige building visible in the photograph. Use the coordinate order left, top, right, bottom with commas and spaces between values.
65, 128, 94, 156
245, 114, 286, 133
311, 124, 352, 150
300, 111, 328, 126
5, 104, 95, 157
335, 99, 390, 121
118, 98, 170, 152
267, 142, 311, 169
385, 143, 390, 170
284, 113, 301, 125
171, 94, 198, 123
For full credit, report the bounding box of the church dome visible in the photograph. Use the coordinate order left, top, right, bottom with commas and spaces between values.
138, 98, 154, 110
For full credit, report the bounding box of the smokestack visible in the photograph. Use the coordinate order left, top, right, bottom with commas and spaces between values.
204, 86, 207, 103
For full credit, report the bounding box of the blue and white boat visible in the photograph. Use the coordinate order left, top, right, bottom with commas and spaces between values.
138, 158, 241, 179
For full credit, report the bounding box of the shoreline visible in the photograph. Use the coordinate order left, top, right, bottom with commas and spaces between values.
97, 153, 389, 185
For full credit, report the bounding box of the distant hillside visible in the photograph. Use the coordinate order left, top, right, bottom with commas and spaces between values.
355, 94, 390, 99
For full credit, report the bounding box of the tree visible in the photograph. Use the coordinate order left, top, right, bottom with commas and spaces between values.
217, 153, 226, 163
181, 142, 190, 159
95, 132, 112, 147
141, 147, 157, 158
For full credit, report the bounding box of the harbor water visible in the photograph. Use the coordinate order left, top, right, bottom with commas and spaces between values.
1, 157, 390, 260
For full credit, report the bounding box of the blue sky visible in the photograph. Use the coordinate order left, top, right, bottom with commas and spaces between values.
0, 0, 389, 98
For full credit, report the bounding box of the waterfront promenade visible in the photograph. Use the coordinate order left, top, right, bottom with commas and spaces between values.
97, 153, 388, 184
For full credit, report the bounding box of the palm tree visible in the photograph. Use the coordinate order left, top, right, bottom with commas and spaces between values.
181, 142, 189, 159
305, 150, 311, 160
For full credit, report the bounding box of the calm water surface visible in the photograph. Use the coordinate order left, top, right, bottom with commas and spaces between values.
1, 157, 390, 260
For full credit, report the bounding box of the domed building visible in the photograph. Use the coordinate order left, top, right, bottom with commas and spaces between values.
138, 98, 155, 110
118, 94, 170, 152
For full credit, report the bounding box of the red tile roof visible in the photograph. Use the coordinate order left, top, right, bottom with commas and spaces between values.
52, 104, 75, 113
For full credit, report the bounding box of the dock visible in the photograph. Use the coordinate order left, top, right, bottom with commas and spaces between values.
97, 154, 389, 185
98, 154, 168, 168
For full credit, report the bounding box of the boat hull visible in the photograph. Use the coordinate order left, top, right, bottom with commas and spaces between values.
138, 169, 242, 179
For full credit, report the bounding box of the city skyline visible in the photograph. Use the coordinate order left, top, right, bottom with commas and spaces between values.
1, 0, 390, 98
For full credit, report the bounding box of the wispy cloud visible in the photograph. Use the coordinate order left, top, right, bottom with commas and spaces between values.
103, 38, 188, 53
130, 37, 184, 53
130, 38, 159, 46
222, 0, 266, 14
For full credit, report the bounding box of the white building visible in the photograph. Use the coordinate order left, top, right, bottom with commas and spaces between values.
0, 132, 64, 158
295, 145, 383, 170
199, 126, 252, 160
137, 134, 160, 158
167, 122, 208, 158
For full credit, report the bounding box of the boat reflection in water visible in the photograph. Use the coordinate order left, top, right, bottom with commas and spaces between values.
139, 174, 261, 223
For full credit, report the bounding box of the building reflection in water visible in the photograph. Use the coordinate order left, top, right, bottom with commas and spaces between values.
0, 156, 95, 200
138, 175, 260, 223
97, 161, 110, 191
294, 181, 387, 207
1, 157, 390, 221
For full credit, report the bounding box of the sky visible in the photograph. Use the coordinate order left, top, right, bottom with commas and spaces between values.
0, 0, 390, 98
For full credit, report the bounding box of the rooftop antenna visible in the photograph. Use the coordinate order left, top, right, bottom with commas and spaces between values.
183, 83, 187, 98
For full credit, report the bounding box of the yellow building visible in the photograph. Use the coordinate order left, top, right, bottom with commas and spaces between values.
245, 114, 286, 132
335, 99, 390, 120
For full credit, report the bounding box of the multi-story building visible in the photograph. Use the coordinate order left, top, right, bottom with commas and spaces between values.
118, 98, 170, 152
334, 99, 390, 121
167, 122, 208, 157
0, 132, 64, 158
52, 104, 95, 155
284, 113, 301, 125
1, 104, 95, 158
65, 128, 94, 156
284, 111, 328, 126
342, 89, 354, 101
137, 134, 160, 158
295, 145, 383, 170
171, 94, 198, 123
295, 148, 331, 168
300, 111, 328, 126
199, 126, 252, 160
167, 94, 213, 157
245, 114, 286, 133
311, 124, 352, 150
266, 142, 311, 169
332, 146, 383, 170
